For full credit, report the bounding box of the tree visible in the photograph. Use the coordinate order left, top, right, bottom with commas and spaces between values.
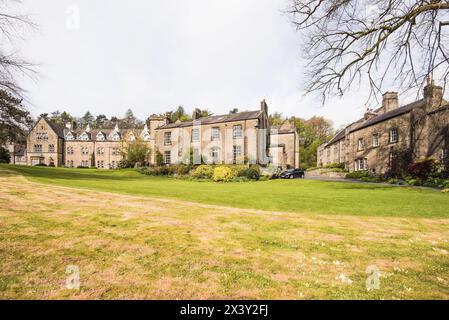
288, 1, 449, 102
120, 138, 151, 167
0, 1, 36, 95
0, 145, 11, 163
122, 108, 138, 127
269, 112, 285, 126
0, 1, 35, 143
288, 116, 334, 168
81, 111, 94, 127
50, 110, 62, 124
95, 114, 108, 128
60, 111, 74, 126
200, 109, 213, 118
0, 89, 32, 144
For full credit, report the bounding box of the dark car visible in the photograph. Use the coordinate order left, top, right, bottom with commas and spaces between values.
280, 168, 304, 179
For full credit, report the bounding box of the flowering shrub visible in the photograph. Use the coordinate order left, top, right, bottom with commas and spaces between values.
213, 166, 235, 182
191, 165, 214, 179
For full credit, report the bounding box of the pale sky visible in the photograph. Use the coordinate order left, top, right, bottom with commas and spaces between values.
16, 0, 420, 128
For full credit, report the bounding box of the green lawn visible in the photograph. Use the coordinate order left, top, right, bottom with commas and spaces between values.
3, 164, 448, 218
2, 165, 449, 299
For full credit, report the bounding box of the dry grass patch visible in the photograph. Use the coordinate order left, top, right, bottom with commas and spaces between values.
1, 167, 449, 299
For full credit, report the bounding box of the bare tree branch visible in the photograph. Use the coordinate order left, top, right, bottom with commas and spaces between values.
288, 0, 449, 104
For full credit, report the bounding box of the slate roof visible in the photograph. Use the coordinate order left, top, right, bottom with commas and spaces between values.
42, 118, 65, 138
349, 99, 426, 133
156, 110, 263, 130
326, 128, 346, 145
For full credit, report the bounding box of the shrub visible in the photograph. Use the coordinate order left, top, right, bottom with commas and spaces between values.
191, 165, 214, 179
174, 164, 192, 176
407, 158, 440, 182
243, 165, 260, 180
213, 166, 235, 182
118, 159, 133, 169
324, 162, 345, 169
405, 178, 420, 186
345, 171, 370, 180
232, 165, 249, 177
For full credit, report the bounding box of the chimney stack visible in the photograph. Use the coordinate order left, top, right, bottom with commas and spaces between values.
192, 108, 202, 121
423, 77, 443, 102
382, 92, 399, 113
261, 99, 268, 114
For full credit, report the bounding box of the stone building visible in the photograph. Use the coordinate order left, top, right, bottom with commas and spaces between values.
317, 81, 449, 173
155, 100, 272, 166
26, 117, 65, 166
23, 100, 300, 169
270, 120, 300, 169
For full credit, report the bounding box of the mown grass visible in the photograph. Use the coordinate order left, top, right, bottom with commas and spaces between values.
1, 167, 449, 299
2, 164, 449, 218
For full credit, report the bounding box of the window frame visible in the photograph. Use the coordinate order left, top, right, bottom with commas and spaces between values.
164, 150, 171, 165
164, 132, 172, 146
357, 138, 365, 151
233, 125, 243, 139
211, 127, 220, 141
191, 129, 200, 142
389, 128, 399, 144
372, 133, 380, 147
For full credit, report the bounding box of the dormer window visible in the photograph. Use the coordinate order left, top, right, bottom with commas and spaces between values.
65, 132, 75, 141
96, 132, 106, 141
79, 132, 90, 141
110, 132, 121, 141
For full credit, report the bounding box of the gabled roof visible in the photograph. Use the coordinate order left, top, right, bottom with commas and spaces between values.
350, 99, 426, 133
28, 117, 65, 139
156, 110, 263, 130
271, 120, 296, 135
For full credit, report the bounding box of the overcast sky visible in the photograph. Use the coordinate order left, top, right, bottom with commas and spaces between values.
16, 0, 419, 128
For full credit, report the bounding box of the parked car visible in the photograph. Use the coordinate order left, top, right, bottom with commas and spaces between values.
280, 168, 305, 179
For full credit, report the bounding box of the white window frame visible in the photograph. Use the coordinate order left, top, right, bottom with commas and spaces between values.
233, 145, 242, 161
389, 128, 398, 143
372, 133, 379, 147
211, 147, 220, 163
191, 129, 200, 142
164, 151, 171, 165
355, 158, 368, 171
233, 125, 243, 139
357, 138, 365, 151
164, 132, 172, 146
211, 127, 220, 141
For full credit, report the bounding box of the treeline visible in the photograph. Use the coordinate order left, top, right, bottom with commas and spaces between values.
269, 113, 334, 168
43, 106, 215, 130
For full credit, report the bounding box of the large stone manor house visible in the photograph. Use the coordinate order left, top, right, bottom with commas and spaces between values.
317, 80, 449, 173
22, 100, 300, 169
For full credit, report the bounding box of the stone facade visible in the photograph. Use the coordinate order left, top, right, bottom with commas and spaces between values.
318, 81, 449, 173
270, 121, 300, 169
23, 100, 300, 169
26, 118, 64, 166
